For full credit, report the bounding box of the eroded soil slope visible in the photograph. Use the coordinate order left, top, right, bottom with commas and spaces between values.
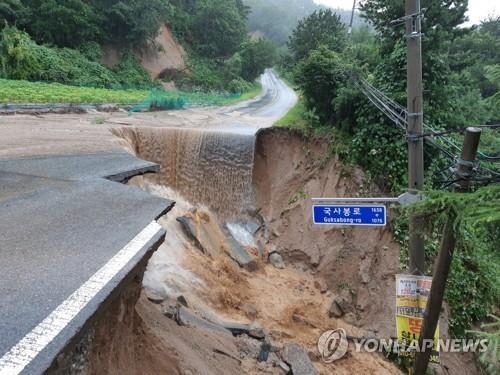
253, 128, 400, 339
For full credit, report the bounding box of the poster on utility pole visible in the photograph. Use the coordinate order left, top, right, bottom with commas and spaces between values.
395, 274, 440, 364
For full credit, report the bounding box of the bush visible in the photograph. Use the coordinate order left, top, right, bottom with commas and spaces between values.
226, 78, 252, 94
78, 41, 102, 62
397, 187, 500, 337
294, 46, 354, 124
240, 38, 277, 81
0, 26, 41, 80
180, 56, 226, 91
223, 53, 243, 81
0, 26, 153, 89
111, 52, 151, 89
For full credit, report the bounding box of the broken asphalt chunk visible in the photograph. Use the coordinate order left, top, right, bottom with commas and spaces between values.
282, 343, 318, 375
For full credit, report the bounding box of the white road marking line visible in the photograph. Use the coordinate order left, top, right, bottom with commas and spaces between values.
0, 221, 162, 375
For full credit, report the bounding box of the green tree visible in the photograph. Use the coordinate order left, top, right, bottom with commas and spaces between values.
20, 0, 101, 47
480, 16, 500, 38
294, 46, 353, 124
240, 38, 277, 81
485, 65, 500, 106
288, 9, 346, 61
192, 0, 248, 59
91, 0, 169, 45
0, 0, 25, 25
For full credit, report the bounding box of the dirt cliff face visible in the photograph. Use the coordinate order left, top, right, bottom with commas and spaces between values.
251, 128, 482, 375
101, 24, 186, 80
253, 128, 400, 339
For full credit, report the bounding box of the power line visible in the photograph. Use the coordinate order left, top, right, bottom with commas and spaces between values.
354, 77, 500, 183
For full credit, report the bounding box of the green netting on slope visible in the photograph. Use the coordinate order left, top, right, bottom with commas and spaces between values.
129, 89, 242, 112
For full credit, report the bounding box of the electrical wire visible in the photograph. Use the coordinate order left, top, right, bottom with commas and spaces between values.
355, 77, 500, 183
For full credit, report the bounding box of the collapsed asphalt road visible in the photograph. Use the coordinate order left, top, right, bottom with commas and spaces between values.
0, 70, 297, 374
0, 153, 174, 374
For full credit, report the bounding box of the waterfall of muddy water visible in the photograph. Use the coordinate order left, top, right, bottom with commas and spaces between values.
115, 127, 256, 218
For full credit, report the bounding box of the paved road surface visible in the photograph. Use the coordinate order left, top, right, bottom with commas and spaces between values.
0, 154, 173, 374
0, 70, 296, 374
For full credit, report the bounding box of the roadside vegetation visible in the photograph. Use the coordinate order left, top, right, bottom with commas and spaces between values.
0, 78, 260, 107
0, 0, 276, 103
0, 79, 148, 104
277, 2, 500, 369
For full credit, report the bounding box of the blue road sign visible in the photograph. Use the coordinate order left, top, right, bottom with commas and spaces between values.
312, 204, 387, 226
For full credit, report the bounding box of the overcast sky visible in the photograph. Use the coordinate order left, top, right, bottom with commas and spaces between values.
313, 0, 499, 25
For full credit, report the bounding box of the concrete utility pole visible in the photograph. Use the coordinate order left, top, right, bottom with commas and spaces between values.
348, 0, 356, 35
456, 127, 482, 191
414, 127, 482, 375
406, 0, 425, 275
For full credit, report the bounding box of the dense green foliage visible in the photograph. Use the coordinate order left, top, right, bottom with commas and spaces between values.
0, 0, 278, 97
288, 9, 347, 61
191, 0, 248, 58
0, 27, 151, 88
281, 0, 500, 344
294, 46, 351, 123
468, 315, 500, 375
239, 39, 277, 81
166, 0, 275, 91
400, 187, 500, 337
286, 0, 500, 191
3, 0, 170, 47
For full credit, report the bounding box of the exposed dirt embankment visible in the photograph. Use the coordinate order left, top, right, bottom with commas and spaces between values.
253, 128, 399, 339
102, 24, 186, 80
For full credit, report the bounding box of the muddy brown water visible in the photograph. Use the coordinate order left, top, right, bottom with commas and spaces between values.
114, 127, 257, 218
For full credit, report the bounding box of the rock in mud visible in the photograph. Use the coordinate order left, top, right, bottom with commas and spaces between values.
277, 361, 291, 374
235, 334, 262, 359
269, 252, 285, 269
226, 236, 258, 271
177, 295, 188, 307
328, 289, 355, 318
177, 215, 211, 255
176, 306, 232, 335
161, 300, 179, 319
144, 289, 165, 304
292, 313, 317, 328
328, 300, 344, 318
257, 341, 272, 362
242, 303, 258, 319
313, 279, 328, 293
248, 322, 266, 340
177, 211, 257, 271
282, 343, 318, 375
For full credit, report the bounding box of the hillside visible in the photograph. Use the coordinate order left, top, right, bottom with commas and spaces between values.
244, 0, 366, 45
0, 0, 277, 98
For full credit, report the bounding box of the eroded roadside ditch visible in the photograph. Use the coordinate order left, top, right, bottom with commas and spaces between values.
61, 127, 406, 374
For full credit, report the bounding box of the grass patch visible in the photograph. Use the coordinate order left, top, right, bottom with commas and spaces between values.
274, 99, 312, 134
0, 79, 263, 107
225, 82, 262, 104
0, 79, 148, 104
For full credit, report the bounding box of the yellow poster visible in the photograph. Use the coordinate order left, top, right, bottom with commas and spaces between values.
396, 315, 440, 364
395, 274, 439, 363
